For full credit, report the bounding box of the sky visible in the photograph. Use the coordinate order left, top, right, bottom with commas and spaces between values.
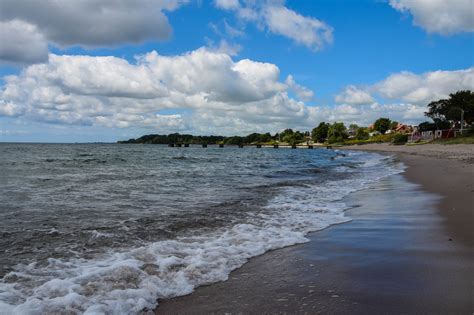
0, 0, 473, 142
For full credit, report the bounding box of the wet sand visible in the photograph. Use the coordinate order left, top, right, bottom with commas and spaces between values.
156, 148, 473, 314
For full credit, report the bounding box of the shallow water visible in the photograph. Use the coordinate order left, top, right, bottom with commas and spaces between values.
0, 143, 403, 314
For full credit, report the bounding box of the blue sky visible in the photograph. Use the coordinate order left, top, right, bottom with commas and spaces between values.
0, 0, 473, 142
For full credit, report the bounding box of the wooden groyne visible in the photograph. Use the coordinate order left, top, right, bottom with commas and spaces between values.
166, 144, 326, 149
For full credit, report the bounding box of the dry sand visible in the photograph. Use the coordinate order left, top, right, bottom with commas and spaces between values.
155, 144, 473, 314
340, 143, 474, 163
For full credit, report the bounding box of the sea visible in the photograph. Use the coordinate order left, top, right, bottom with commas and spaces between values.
0, 143, 403, 314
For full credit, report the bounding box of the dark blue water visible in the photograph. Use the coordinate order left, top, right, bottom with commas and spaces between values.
0, 143, 402, 314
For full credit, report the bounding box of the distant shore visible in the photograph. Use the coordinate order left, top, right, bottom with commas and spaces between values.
155, 144, 473, 314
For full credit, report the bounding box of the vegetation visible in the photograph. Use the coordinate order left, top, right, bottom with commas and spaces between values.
426, 90, 474, 126
311, 122, 329, 143
120, 132, 285, 145
355, 127, 370, 140
431, 134, 474, 144
119, 133, 226, 145
327, 122, 348, 144
373, 117, 391, 134
120, 90, 474, 147
279, 128, 305, 145
392, 134, 408, 145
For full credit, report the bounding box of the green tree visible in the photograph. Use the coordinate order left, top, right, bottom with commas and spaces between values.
373, 118, 391, 134
348, 124, 359, 132
311, 122, 329, 143
327, 122, 348, 143
418, 121, 435, 132
426, 90, 474, 125
355, 127, 369, 140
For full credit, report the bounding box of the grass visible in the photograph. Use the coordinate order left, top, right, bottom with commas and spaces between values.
431, 134, 474, 144
342, 133, 474, 146
337, 134, 396, 145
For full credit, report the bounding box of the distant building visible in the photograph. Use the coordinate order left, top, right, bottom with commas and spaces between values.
394, 123, 413, 133
410, 129, 459, 141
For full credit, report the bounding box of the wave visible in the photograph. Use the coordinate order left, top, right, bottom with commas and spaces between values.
0, 152, 403, 314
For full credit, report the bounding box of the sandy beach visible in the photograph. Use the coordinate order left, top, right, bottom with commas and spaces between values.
156, 144, 473, 314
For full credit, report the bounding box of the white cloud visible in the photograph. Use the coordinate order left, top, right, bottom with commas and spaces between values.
262, 4, 333, 51
0, 20, 48, 65
335, 85, 374, 105
389, 0, 474, 35
2, 47, 471, 134
214, 0, 241, 10
213, 1, 333, 51
206, 39, 242, 56
285, 75, 314, 101
224, 20, 245, 37
375, 68, 474, 104
0, 0, 188, 64
336, 68, 474, 107
0, 48, 318, 133
331, 68, 474, 125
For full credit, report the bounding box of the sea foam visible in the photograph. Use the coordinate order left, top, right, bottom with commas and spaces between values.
0, 151, 403, 314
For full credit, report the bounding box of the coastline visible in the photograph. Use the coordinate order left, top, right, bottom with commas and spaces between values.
155, 145, 473, 314
340, 143, 473, 247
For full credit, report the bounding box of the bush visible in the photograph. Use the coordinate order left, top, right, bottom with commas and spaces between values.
392, 134, 408, 145
355, 128, 369, 140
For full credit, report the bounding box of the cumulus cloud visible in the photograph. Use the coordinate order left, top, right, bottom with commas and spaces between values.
389, 0, 474, 35
213, 0, 333, 51
215, 0, 241, 10
336, 68, 474, 107
0, 0, 187, 64
2, 47, 471, 134
206, 39, 243, 56
332, 68, 474, 125
335, 85, 374, 105
262, 4, 333, 51
0, 20, 48, 65
285, 75, 314, 101
0, 48, 317, 133
374, 68, 474, 104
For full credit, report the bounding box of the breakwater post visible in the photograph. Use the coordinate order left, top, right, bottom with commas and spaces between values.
202, 144, 207, 148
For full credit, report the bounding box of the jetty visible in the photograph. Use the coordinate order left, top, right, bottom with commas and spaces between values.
164, 144, 331, 149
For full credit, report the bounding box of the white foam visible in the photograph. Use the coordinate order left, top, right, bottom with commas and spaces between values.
0, 152, 403, 314
89, 230, 113, 239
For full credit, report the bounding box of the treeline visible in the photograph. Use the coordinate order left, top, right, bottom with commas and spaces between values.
119, 90, 473, 145
119, 129, 309, 145
119, 133, 225, 145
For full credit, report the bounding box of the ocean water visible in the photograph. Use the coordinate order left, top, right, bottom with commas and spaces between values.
0, 143, 403, 314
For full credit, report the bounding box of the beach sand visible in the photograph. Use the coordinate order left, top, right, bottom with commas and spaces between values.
155, 144, 473, 314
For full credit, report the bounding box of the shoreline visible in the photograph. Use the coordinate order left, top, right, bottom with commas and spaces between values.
340, 143, 473, 247
155, 145, 473, 314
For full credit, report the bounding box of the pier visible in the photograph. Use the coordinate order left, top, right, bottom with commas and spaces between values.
165, 143, 329, 149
